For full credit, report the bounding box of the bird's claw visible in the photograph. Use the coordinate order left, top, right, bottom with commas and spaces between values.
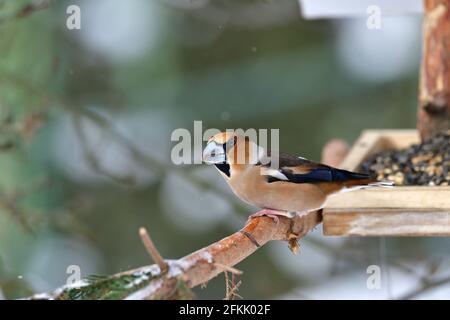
247, 210, 301, 254
247, 209, 289, 224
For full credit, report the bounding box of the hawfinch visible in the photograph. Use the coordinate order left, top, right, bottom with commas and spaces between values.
203, 131, 392, 220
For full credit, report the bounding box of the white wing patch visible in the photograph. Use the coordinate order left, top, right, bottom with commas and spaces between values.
260, 167, 288, 181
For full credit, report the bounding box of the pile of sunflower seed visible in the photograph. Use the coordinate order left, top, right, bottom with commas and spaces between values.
359, 130, 450, 186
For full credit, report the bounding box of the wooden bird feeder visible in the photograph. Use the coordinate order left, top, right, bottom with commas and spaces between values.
323, 129, 450, 236
299, 0, 450, 236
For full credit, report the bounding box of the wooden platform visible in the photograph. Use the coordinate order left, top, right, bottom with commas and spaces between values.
322, 130, 450, 237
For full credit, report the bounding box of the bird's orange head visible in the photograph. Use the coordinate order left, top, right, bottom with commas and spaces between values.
203, 131, 262, 165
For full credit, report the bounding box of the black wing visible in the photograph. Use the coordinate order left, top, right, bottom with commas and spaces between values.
263, 152, 370, 184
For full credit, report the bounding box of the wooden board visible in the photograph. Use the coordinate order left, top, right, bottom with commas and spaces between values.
322, 129, 450, 237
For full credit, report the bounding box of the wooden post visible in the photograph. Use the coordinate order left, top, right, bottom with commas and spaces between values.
418, 0, 450, 140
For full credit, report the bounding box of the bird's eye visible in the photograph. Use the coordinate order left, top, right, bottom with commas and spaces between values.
211, 151, 216, 157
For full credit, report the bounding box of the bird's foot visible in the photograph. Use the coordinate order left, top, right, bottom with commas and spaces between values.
247, 209, 290, 224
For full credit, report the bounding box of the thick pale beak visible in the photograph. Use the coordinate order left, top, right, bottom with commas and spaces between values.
203, 142, 226, 164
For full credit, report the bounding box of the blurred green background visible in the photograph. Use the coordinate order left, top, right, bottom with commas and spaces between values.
1, 0, 449, 299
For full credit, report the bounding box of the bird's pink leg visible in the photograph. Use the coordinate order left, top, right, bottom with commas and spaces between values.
247, 209, 290, 224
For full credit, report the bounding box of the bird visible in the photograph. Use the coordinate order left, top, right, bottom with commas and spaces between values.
202, 131, 393, 221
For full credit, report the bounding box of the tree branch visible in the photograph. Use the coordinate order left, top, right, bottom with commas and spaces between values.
139, 227, 168, 274
30, 211, 322, 300
125, 211, 321, 299
397, 274, 450, 300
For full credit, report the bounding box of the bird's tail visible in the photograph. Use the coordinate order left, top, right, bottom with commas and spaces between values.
341, 178, 394, 192
321, 168, 395, 194
340, 171, 394, 189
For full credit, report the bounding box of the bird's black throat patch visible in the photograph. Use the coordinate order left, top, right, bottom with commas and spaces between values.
214, 163, 230, 177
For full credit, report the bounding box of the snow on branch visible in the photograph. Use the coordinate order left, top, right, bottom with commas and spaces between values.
30, 211, 322, 300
